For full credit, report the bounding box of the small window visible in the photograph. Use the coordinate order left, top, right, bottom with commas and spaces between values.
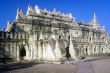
59, 35, 61, 39
4, 32, 6, 38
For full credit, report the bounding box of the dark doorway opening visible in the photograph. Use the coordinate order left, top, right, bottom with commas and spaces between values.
20, 46, 26, 60
65, 47, 71, 61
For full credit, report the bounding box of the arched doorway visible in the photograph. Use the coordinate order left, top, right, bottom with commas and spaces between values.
20, 46, 26, 60
65, 47, 71, 61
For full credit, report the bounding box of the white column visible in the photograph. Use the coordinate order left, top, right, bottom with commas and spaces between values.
33, 42, 37, 59
17, 44, 20, 61
41, 41, 43, 59
13, 43, 16, 58
10, 43, 12, 57
92, 45, 95, 54
46, 41, 55, 61
43, 41, 46, 59
55, 40, 61, 60
38, 41, 41, 59
69, 38, 76, 59
25, 44, 29, 60
28, 44, 31, 61
96, 45, 99, 54
31, 44, 33, 60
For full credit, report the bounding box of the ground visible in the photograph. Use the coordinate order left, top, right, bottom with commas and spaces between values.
0, 56, 110, 73
0, 62, 77, 73
91, 59, 110, 73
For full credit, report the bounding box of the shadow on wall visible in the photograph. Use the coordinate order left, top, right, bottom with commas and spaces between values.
0, 48, 11, 64
0, 47, 39, 73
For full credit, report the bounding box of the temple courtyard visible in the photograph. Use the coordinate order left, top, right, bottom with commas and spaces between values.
0, 56, 110, 73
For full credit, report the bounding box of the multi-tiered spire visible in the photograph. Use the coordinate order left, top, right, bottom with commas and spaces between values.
93, 12, 98, 23
91, 12, 99, 29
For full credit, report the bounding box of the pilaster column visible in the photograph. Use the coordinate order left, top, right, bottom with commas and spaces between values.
17, 44, 20, 61
43, 41, 46, 59
33, 42, 37, 59
38, 41, 41, 59
31, 44, 34, 60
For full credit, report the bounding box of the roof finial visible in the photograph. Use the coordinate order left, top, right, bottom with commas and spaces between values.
53, 8, 57, 14
35, 5, 40, 14
93, 12, 96, 19
16, 7, 21, 20
44, 8, 47, 12
26, 4, 33, 16
93, 12, 98, 23
102, 25, 105, 31
91, 12, 100, 29
68, 13, 73, 18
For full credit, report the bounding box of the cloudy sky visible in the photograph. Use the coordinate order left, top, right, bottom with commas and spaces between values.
0, 0, 110, 34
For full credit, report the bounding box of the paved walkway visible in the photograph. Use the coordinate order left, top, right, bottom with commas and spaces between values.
76, 62, 94, 73
0, 63, 77, 73
91, 59, 110, 73
1, 57, 110, 73
76, 57, 110, 73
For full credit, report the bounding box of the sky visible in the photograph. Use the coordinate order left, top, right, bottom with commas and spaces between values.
0, 0, 110, 35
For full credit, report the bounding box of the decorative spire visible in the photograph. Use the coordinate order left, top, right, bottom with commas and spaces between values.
91, 12, 99, 29
7, 21, 11, 26
68, 13, 73, 18
20, 9, 23, 16
7, 21, 10, 30
35, 5, 40, 14
93, 12, 98, 23
48, 11, 51, 14
53, 8, 57, 14
58, 11, 61, 15
62, 13, 65, 16
44, 8, 47, 12
102, 25, 105, 31
94, 12, 96, 18
66, 13, 69, 17
16, 7, 20, 20
16, 7, 23, 20
2, 28, 5, 31
6, 21, 12, 32
26, 4, 33, 16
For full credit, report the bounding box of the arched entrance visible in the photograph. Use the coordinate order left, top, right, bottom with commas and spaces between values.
65, 47, 71, 60
20, 46, 26, 60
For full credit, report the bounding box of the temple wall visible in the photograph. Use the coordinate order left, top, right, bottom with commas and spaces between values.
0, 13, 110, 63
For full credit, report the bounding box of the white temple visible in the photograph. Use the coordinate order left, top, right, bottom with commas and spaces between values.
0, 5, 110, 63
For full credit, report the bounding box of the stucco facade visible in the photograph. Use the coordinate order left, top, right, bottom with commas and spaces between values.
0, 5, 110, 63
